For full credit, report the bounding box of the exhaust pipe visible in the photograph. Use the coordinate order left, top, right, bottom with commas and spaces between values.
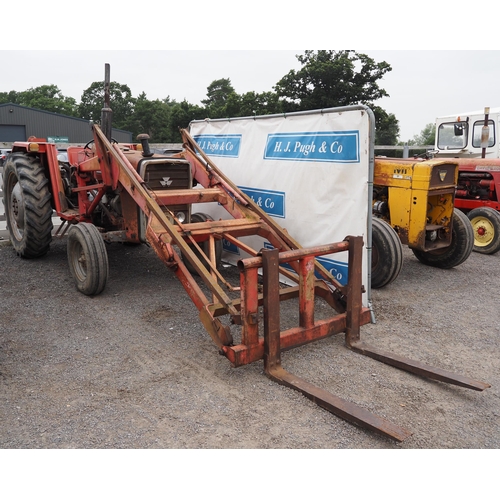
101, 63, 113, 141
137, 134, 154, 157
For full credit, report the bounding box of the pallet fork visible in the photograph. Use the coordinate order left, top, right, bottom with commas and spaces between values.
91, 125, 489, 442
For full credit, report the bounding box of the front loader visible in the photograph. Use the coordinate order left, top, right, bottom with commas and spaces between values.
1, 66, 489, 442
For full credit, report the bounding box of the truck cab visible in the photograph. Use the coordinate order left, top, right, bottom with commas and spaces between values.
434, 107, 500, 158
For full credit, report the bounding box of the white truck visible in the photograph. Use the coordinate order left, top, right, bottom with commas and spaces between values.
433, 107, 500, 254
434, 106, 499, 158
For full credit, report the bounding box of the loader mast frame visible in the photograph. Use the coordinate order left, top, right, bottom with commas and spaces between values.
80, 124, 487, 442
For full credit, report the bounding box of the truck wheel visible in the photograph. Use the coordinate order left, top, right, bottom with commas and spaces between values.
182, 213, 222, 275
467, 207, 500, 255
371, 217, 404, 288
67, 223, 109, 295
411, 209, 474, 268
2, 153, 53, 258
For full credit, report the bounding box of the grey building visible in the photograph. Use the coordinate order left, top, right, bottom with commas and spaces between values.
0, 103, 132, 144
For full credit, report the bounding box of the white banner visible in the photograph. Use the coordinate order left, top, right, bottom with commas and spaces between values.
189, 106, 374, 306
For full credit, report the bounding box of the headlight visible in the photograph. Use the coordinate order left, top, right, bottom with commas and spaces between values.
176, 211, 186, 223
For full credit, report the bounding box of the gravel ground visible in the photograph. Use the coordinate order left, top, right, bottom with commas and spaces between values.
0, 231, 499, 450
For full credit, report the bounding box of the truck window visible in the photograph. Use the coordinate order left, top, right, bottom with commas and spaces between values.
437, 122, 468, 149
472, 119, 495, 148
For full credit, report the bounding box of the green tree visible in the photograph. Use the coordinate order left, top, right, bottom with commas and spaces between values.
168, 100, 206, 142
372, 105, 400, 145
124, 93, 172, 142
275, 50, 392, 110
273, 50, 399, 143
0, 90, 21, 105
405, 123, 436, 146
202, 78, 240, 118
237, 91, 283, 117
2, 85, 77, 116
78, 81, 135, 130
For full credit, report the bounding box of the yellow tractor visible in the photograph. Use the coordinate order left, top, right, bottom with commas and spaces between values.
371, 157, 474, 288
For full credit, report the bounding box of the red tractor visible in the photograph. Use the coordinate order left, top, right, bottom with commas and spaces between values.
0, 66, 489, 441
434, 107, 500, 254
452, 158, 500, 254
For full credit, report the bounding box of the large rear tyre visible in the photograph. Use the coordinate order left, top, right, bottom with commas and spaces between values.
411, 209, 474, 268
182, 213, 222, 276
371, 217, 404, 289
2, 153, 53, 258
67, 223, 109, 295
467, 207, 500, 255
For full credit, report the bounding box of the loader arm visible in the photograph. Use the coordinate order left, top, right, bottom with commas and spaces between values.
180, 128, 347, 294
91, 124, 488, 442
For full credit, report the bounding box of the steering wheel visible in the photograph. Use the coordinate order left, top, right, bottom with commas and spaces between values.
84, 138, 118, 150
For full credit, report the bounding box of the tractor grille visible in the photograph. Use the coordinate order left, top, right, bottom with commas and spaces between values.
429, 163, 457, 188
137, 159, 192, 241
140, 160, 192, 190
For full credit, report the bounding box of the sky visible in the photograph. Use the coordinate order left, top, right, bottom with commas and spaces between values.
2, 5, 498, 143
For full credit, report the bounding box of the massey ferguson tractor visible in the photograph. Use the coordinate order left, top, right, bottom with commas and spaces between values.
431, 106, 500, 254
1, 65, 489, 442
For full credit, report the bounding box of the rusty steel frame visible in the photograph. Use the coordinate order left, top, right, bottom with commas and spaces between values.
85, 124, 489, 442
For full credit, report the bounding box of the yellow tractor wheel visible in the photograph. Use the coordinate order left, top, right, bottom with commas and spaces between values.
467, 207, 500, 255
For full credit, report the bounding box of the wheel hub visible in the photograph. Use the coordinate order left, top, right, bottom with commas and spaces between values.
10, 182, 25, 236
471, 217, 494, 246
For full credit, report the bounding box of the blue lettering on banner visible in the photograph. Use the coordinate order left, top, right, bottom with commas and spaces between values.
222, 239, 240, 255
316, 256, 348, 285
264, 131, 359, 163
263, 243, 348, 285
193, 134, 241, 158
239, 186, 285, 218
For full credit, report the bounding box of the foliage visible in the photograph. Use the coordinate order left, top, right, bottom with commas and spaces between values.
167, 100, 206, 142
0, 85, 78, 116
0, 90, 19, 105
405, 123, 436, 146
372, 106, 400, 145
78, 81, 135, 130
274, 50, 392, 110
201, 78, 240, 119
123, 93, 171, 142
237, 91, 283, 117
1, 51, 400, 144
273, 50, 399, 143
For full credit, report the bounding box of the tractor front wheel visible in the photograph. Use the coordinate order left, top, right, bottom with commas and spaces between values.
371, 217, 404, 288
2, 153, 53, 258
411, 209, 474, 268
467, 207, 500, 255
67, 223, 109, 295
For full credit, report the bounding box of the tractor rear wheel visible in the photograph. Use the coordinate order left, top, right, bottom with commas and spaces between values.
182, 213, 222, 276
67, 223, 109, 295
411, 209, 474, 268
371, 217, 404, 288
2, 153, 53, 258
467, 207, 500, 255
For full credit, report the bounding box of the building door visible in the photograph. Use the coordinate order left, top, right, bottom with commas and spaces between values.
0, 125, 26, 142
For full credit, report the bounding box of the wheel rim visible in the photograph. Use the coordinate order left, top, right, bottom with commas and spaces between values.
470, 216, 495, 247
8, 178, 25, 241
69, 240, 87, 282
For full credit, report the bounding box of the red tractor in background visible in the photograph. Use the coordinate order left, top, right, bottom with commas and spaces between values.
433, 107, 500, 254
